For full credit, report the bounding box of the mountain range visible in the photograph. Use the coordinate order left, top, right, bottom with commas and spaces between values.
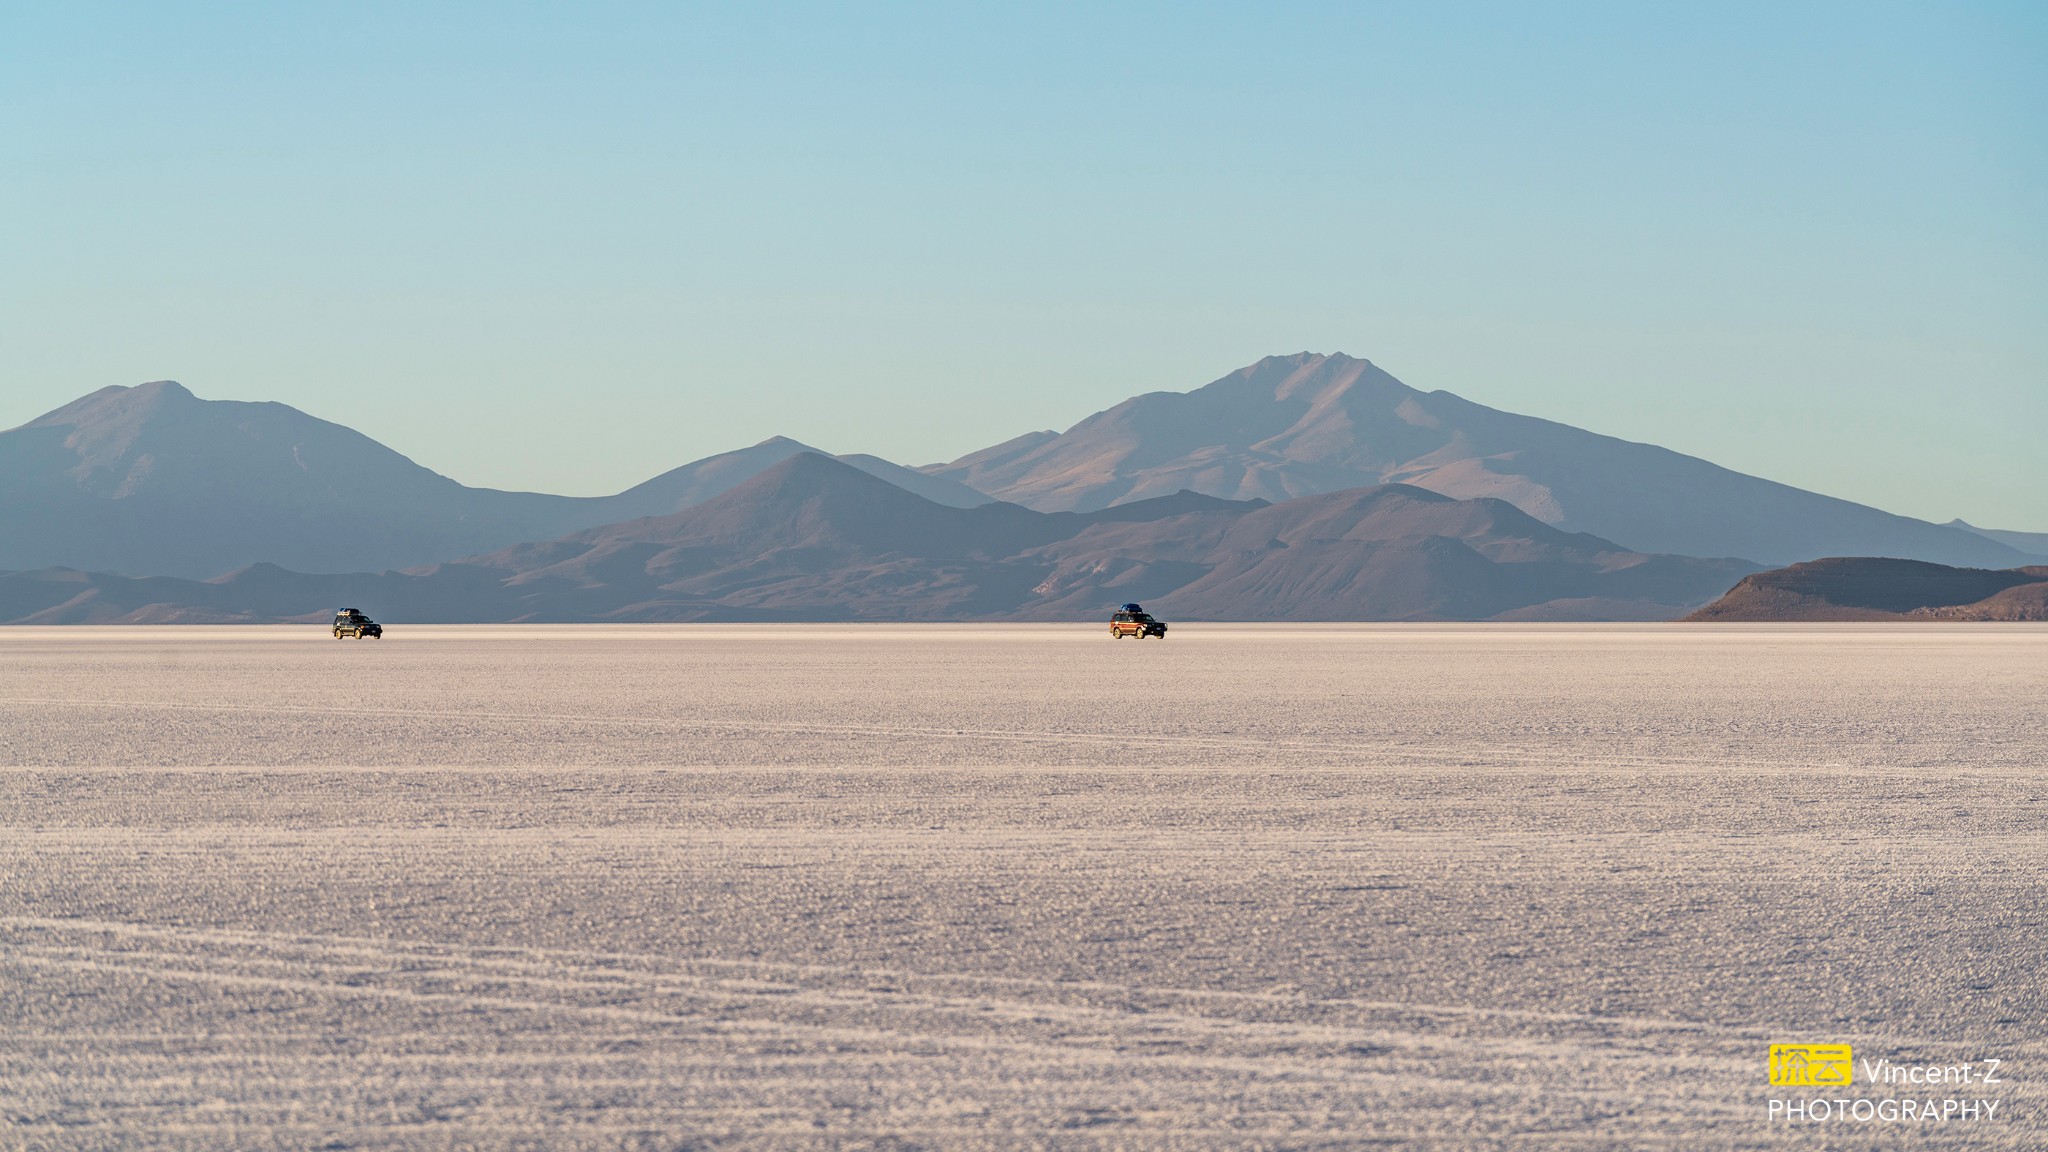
2, 354, 2039, 622
0, 452, 1757, 624
921, 353, 2034, 568
0, 382, 986, 579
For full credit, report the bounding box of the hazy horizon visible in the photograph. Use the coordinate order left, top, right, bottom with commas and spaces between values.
5, 4, 2044, 528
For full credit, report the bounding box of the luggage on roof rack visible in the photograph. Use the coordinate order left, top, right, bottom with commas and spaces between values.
1109, 606, 1167, 639
332, 608, 383, 640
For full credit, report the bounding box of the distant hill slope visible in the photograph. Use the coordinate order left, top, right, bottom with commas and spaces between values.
0, 453, 1757, 624
0, 383, 986, 578
1685, 558, 2048, 621
1947, 520, 2048, 560
924, 352, 2031, 569
604, 436, 991, 519
0, 381, 609, 579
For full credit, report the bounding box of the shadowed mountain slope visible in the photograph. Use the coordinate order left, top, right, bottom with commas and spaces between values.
925, 352, 2032, 568
467, 455, 1269, 620
0, 454, 1757, 624
1147, 485, 1748, 621
0, 383, 986, 578
1686, 558, 2048, 621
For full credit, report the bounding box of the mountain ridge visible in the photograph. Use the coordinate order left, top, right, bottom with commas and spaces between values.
0, 453, 1757, 624
7, 357, 2036, 590
0, 383, 986, 578
922, 352, 2034, 569
1947, 519, 2048, 557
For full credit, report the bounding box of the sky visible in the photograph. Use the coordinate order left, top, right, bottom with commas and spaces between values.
4, 2, 2044, 528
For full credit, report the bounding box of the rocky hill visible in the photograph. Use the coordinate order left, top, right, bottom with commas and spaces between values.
1685, 558, 2048, 621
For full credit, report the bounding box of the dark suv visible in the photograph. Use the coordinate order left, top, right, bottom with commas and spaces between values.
1109, 603, 1167, 639
333, 608, 383, 639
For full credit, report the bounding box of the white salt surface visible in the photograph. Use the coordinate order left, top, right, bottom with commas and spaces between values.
1, 623, 2044, 1149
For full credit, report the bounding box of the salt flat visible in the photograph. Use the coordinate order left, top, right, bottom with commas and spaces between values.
1, 623, 2044, 1150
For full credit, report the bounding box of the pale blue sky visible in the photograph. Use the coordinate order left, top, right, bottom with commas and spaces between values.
4, 3, 2043, 527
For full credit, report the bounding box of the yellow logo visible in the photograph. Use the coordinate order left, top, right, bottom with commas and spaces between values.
1770, 1044, 1853, 1086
